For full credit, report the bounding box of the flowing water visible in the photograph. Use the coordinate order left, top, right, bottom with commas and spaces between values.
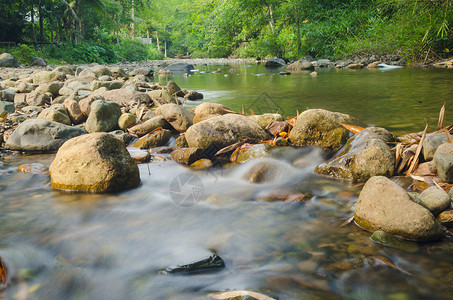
0, 64, 453, 299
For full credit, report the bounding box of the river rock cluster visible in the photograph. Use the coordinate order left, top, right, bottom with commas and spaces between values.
1, 52, 452, 245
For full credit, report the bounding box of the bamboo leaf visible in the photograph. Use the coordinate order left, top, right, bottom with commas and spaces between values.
437, 102, 446, 130
340, 123, 364, 134
407, 124, 428, 175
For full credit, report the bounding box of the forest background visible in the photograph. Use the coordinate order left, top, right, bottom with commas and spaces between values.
0, 0, 452, 65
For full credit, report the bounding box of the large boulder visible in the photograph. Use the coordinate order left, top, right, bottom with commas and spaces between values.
85, 100, 121, 133
101, 89, 150, 105
433, 143, 453, 183
265, 58, 286, 68
286, 60, 314, 71
315, 127, 395, 182
288, 109, 360, 153
155, 103, 194, 132
29, 57, 47, 67
185, 114, 270, 152
4, 119, 86, 152
129, 67, 154, 77
49, 133, 140, 193
354, 176, 445, 241
162, 63, 194, 73
0, 53, 20, 67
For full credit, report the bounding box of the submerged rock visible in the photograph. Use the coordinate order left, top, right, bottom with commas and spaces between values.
288, 109, 360, 153
5, 119, 86, 152
49, 133, 140, 192
185, 114, 270, 153
370, 230, 419, 252
160, 254, 225, 275
315, 127, 395, 182
354, 176, 445, 241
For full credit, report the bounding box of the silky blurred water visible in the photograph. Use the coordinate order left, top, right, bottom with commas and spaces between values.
0, 64, 452, 299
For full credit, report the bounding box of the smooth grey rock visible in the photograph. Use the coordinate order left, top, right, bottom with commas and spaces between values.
0, 53, 20, 67
129, 67, 154, 77
163, 63, 194, 73
36, 81, 64, 97
49, 132, 139, 192
85, 100, 121, 133
5, 119, 86, 152
0, 88, 16, 102
433, 143, 453, 183
29, 57, 47, 67
315, 127, 395, 182
416, 186, 451, 215
33, 71, 66, 84
423, 133, 448, 161
354, 176, 445, 241
0, 101, 15, 116
185, 114, 270, 152
264, 58, 286, 68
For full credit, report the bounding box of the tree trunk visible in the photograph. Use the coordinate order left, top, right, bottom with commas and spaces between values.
164, 39, 167, 58
39, 0, 44, 42
156, 32, 160, 51
131, 0, 135, 38
296, 8, 301, 55
31, 5, 37, 45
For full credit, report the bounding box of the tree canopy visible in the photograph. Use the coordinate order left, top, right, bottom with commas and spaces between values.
0, 0, 451, 63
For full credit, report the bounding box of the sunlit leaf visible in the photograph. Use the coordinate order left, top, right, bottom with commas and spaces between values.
340, 123, 364, 134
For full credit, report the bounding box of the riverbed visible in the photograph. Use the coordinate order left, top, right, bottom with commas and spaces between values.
0, 63, 452, 299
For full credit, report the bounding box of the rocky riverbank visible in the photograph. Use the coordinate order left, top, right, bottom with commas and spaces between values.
1, 56, 453, 248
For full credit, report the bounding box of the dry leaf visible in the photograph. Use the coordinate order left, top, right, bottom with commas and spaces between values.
438, 102, 446, 130
369, 256, 412, 276
340, 215, 355, 227
211, 290, 277, 300
407, 124, 428, 175
0, 255, 7, 287
340, 123, 364, 134
444, 128, 453, 143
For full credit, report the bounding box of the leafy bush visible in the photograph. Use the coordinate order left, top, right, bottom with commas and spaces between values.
9, 44, 37, 64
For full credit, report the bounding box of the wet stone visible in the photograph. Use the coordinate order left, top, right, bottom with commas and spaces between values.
17, 163, 49, 174
437, 210, 453, 228
159, 254, 225, 275
370, 230, 420, 253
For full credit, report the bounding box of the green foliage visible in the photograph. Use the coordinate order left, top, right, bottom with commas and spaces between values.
9, 44, 37, 64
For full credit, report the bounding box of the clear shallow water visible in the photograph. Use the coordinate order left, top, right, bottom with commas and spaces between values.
0, 64, 453, 299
